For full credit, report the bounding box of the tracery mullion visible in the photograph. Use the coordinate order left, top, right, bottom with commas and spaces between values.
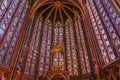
0, 0, 21, 43
73, 18, 83, 76
93, 0, 120, 56
0, 0, 26, 65
73, 18, 82, 76
59, 26, 63, 43
68, 25, 74, 75
54, 27, 58, 46
35, 19, 42, 74
83, 5, 103, 72
29, 20, 39, 76
18, 12, 35, 75
69, 23, 78, 75
44, 25, 52, 75
30, 18, 42, 76
0, 0, 12, 21
75, 18, 87, 74
34, 19, 43, 79
89, 0, 117, 61
37, 19, 45, 77
100, 0, 120, 35
43, 24, 48, 74
87, 13, 105, 67
77, 20, 88, 74
58, 26, 64, 67
86, 1, 105, 66
39, 23, 48, 76
78, 18, 91, 73
56, 25, 59, 67
50, 21, 54, 71
87, 0, 111, 65
88, 0, 111, 61
51, 25, 57, 69
69, 24, 77, 75
24, 17, 39, 75
65, 24, 73, 75
43, 24, 49, 75
6, 1, 29, 67
63, 23, 67, 71
58, 26, 63, 67
2, 0, 26, 64
53, 24, 59, 67
11, 4, 30, 79
89, 0, 110, 62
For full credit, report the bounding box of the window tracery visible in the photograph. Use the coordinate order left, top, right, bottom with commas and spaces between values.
86, 0, 120, 66
39, 20, 52, 76
75, 17, 91, 74
0, 0, 20, 40
52, 22, 65, 71
0, 0, 29, 66
24, 18, 42, 76
65, 20, 78, 76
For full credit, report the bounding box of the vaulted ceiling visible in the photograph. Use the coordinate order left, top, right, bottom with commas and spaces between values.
29, 0, 84, 24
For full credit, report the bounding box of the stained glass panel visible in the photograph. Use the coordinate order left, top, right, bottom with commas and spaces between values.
94, 0, 120, 56
0, 0, 12, 20
65, 20, 78, 76
0, 0, 20, 41
39, 21, 52, 76
86, 0, 119, 66
25, 18, 42, 75
0, 0, 28, 66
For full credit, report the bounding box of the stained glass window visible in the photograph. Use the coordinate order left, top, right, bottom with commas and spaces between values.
100, 0, 120, 33
52, 22, 64, 70
65, 20, 78, 76
0, 0, 29, 66
54, 27, 59, 46
53, 52, 64, 68
75, 17, 91, 74
0, 0, 20, 40
0, 0, 12, 20
86, 0, 120, 66
24, 18, 42, 76
39, 20, 52, 76
94, 0, 120, 56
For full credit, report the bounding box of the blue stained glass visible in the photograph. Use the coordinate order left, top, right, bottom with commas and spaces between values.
0, 0, 20, 41
0, 0, 28, 66
0, 0, 12, 20
65, 20, 78, 75
0, 29, 4, 34
39, 21, 52, 76
86, 0, 120, 66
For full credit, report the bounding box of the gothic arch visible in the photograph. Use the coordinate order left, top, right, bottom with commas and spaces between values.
29, 0, 84, 18
48, 73, 68, 80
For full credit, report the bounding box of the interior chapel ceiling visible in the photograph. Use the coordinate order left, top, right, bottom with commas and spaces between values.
29, 0, 85, 24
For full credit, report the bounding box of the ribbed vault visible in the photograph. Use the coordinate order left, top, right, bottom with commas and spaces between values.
29, 0, 84, 25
